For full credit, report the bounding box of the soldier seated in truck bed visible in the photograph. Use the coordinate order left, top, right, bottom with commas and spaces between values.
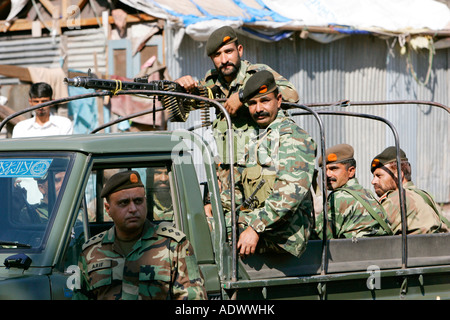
221, 71, 317, 258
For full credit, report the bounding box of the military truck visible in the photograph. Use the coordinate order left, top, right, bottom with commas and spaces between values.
0, 83, 449, 300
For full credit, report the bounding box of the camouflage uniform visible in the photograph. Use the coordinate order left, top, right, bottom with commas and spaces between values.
221, 110, 316, 257
201, 60, 299, 190
149, 190, 174, 221
380, 181, 449, 234
314, 178, 392, 239
73, 220, 206, 300
202, 60, 298, 163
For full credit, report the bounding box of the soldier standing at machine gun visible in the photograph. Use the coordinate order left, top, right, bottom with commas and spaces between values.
221, 71, 316, 258
175, 26, 299, 192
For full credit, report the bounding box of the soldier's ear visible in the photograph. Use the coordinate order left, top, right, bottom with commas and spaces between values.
348, 166, 356, 178
104, 201, 110, 215
237, 44, 243, 58
276, 93, 282, 109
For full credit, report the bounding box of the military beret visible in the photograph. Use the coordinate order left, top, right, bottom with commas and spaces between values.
370, 146, 408, 173
100, 170, 144, 198
318, 143, 354, 167
206, 26, 238, 56
240, 70, 277, 103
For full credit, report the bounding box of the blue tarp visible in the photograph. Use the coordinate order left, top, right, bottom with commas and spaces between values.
119, 0, 295, 41
162, 0, 290, 25
67, 85, 98, 134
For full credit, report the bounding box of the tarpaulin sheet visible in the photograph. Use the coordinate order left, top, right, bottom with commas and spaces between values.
119, 0, 450, 42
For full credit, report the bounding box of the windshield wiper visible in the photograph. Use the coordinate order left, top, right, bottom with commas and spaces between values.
0, 241, 32, 248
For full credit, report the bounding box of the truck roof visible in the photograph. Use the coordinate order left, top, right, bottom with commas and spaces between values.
0, 131, 185, 155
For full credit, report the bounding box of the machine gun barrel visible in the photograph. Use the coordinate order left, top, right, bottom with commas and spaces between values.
63, 76, 199, 122
63, 76, 170, 91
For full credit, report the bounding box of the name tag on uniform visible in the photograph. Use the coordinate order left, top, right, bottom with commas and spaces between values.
87, 260, 112, 273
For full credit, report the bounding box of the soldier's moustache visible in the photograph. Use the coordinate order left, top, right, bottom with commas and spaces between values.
154, 180, 169, 188
253, 111, 270, 117
220, 62, 236, 69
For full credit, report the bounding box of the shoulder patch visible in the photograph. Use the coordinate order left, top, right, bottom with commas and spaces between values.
82, 231, 106, 251
156, 225, 186, 243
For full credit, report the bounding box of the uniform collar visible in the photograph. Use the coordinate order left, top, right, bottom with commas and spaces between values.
379, 181, 414, 201
259, 110, 287, 133
208, 60, 250, 96
339, 177, 359, 189
104, 219, 154, 244
404, 181, 415, 188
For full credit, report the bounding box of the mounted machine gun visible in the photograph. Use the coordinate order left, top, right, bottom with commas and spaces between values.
64, 70, 214, 123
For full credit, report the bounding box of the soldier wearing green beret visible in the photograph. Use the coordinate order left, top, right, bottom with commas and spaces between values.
313, 144, 392, 239
371, 146, 449, 234
175, 25, 299, 192
73, 170, 206, 300
221, 71, 315, 258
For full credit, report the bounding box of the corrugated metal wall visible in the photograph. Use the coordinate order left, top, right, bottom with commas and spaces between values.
63, 28, 107, 75
0, 35, 62, 85
0, 28, 107, 82
166, 30, 449, 203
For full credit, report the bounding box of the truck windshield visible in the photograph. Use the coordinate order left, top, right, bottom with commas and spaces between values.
0, 153, 74, 252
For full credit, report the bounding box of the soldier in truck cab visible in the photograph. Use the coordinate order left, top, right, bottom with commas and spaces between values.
147, 167, 173, 221
13, 170, 66, 224
33, 171, 66, 221
371, 146, 450, 235
73, 170, 206, 300
221, 70, 316, 258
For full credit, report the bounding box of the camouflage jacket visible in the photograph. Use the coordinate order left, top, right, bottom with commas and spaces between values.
200, 60, 299, 164
380, 181, 448, 234
314, 178, 392, 239
222, 110, 317, 257
150, 190, 174, 221
73, 220, 206, 300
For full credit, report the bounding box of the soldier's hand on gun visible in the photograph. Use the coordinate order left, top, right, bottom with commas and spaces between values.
175, 75, 198, 93
224, 92, 242, 117
237, 226, 259, 257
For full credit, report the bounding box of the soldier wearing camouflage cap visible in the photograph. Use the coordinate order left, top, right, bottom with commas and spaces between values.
73, 170, 206, 300
221, 71, 316, 258
175, 25, 299, 193
371, 147, 449, 234
314, 144, 392, 239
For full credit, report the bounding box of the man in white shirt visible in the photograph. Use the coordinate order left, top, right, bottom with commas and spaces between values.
12, 82, 73, 138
